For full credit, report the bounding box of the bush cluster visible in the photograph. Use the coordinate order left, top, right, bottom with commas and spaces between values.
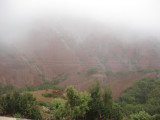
51, 81, 123, 120
118, 77, 160, 120
0, 91, 42, 120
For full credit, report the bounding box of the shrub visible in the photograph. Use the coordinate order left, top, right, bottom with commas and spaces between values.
61, 95, 66, 100
86, 81, 123, 120
52, 99, 65, 120
0, 91, 42, 120
87, 68, 99, 75
52, 94, 58, 98
2, 84, 15, 94
53, 79, 61, 85
118, 77, 160, 117
42, 92, 53, 97
37, 101, 47, 106
13, 113, 21, 118
130, 111, 155, 120
65, 86, 91, 119
86, 81, 102, 119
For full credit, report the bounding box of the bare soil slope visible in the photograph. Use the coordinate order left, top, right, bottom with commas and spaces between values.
1, 23, 160, 97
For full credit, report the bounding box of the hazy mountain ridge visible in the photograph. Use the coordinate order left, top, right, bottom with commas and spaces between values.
0, 21, 160, 97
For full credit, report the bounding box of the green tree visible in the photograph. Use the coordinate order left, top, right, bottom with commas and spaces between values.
65, 86, 91, 119
0, 91, 42, 120
102, 88, 123, 120
2, 84, 15, 94
86, 81, 103, 120
0, 91, 21, 114
130, 111, 155, 120
19, 93, 42, 120
102, 88, 113, 119
0, 83, 2, 95
110, 103, 123, 120
118, 77, 160, 117
86, 81, 123, 120
52, 99, 65, 120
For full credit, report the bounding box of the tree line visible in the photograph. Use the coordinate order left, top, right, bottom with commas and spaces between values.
1, 77, 160, 120
118, 77, 160, 120
52, 81, 122, 120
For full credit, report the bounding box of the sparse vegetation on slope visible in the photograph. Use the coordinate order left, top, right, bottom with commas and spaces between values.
87, 67, 99, 76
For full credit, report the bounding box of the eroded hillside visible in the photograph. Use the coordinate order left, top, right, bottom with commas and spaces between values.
1, 22, 160, 97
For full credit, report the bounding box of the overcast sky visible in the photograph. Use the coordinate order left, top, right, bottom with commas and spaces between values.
1, 0, 160, 37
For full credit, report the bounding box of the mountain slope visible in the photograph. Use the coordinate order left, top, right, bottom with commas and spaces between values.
1, 22, 160, 97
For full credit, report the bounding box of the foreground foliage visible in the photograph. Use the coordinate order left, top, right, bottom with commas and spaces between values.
130, 111, 156, 120
51, 86, 91, 120
86, 81, 123, 120
51, 81, 123, 120
2, 77, 160, 120
52, 99, 65, 120
0, 91, 42, 120
65, 86, 91, 119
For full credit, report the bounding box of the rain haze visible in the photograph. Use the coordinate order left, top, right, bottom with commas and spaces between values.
1, 1, 160, 119
0, 0, 160, 43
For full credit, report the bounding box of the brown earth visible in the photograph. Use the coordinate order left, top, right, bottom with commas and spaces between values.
30, 89, 63, 103
0, 23, 160, 97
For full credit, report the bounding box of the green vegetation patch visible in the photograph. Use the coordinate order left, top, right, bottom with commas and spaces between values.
53, 73, 68, 85
87, 67, 99, 75
118, 77, 160, 120
0, 91, 42, 120
51, 81, 123, 120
